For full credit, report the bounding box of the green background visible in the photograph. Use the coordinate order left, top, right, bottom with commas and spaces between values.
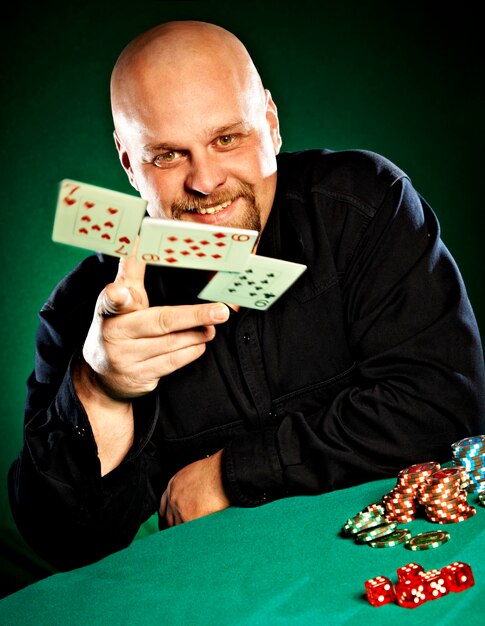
1, 0, 483, 598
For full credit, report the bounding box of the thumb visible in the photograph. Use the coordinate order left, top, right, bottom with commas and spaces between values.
115, 236, 146, 285
116, 251, 147, 287
98, 282, 142, 316
114, 237, 149, 308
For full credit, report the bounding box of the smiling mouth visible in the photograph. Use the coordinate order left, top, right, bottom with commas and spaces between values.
184, 199, 233, 215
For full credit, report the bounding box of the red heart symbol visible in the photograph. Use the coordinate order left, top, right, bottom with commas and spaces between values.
78, 228, 88, 234
64, 197, 76, 205
108, 208, 118, 214
84, 201, 95, 208
91, 224, 101, 231
119, 237, 130, 244
104, 221, 114, 228
81, 215, 91, 222
101, 234, 111, 240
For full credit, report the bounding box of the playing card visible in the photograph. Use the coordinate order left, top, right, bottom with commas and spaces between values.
197, 254, 307, 310
137, 217, 258, 271
52, 179, 147, 257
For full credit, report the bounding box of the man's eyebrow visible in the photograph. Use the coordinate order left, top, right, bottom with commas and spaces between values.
143, 121, 251, 154
208, 121, 250, 136
143, 142, 178, 154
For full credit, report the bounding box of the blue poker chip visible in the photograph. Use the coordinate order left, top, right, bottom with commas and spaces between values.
454, 447, 485, 459
459, 457, 485, 472
469, 470, 485, 479
451, 436, 485, 494
467, 475, 485, 493
452, 435, 485, 453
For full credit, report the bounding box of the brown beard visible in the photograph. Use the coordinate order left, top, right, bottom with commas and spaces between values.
170, 182, 262, 233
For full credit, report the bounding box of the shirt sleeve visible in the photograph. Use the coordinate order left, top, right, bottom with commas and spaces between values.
222, 175, 485, 505
8, 258, 162, 570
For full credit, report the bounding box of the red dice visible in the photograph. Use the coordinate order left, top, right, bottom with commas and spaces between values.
395, 578, 428, 608
441, 562, 475, 592
396, 578, 428, 609
397, 562, 424, 583
419, 569, 449, 600
364, 560, 474, 609
364, 576, 396, 607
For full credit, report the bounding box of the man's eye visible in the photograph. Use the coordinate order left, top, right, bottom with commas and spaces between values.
218, 135, 235, 147
153, 151, 183, 167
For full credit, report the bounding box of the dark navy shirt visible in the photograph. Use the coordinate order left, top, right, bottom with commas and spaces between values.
9, 150, 485, 570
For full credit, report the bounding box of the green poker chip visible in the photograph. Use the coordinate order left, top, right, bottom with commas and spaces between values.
368, 528, 412, 548
478, 493, 485, 507
355, 522, 398, 544
405, 531, 450, 551
348, 516, 386, 535
342, 510, 385, 535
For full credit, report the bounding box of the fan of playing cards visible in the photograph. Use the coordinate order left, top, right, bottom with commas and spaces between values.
52, 179, 306, 310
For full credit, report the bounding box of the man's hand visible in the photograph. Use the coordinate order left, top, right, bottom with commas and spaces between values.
81, 247, 230, 399
160, 450, 230, 527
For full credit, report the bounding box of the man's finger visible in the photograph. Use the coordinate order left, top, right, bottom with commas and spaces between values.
106, 326, 216, 363
160, 486, 177, 528
140, 342, 209, 380
107, 302, 230, 339
97, 283, 144, 316
160, 489, 167, 518
115, 236, 146, 285
103, 237, 149, 311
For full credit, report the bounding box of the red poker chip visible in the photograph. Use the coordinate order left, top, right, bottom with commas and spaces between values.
419, 487, 462, 499
429, 510, 476, 524
384, 505, 417, 515
384, 497, 414, 504
389, 485, 415, 493
383, 496, 416, 506
398, 462, 441, 476
427, 468, 463, 482
386, 515, 416, 523
385, 509, 417, 518
428, 503, 474, 516
425, 503, 469, 515
426, 509, 472, 520
419, 494, 466, 506
419, 489, 462, 500
430, 504, 475, 516
424, 493, 469, 504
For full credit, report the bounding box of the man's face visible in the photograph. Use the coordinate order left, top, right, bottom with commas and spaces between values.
114, 63, 281, 235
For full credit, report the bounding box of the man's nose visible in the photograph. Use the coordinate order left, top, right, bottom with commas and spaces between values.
185, 153, 227, 195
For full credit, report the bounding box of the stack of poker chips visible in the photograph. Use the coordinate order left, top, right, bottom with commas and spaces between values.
416, 467, 476, 524
451, 435, 485, 493
382, 462, 441, 523
381, 462, 475, 525
341, 503, 411, 548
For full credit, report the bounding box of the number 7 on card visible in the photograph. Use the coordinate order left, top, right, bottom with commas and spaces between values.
52, 179, 147, 257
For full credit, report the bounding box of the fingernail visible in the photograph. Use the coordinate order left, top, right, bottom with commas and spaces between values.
104, 287, 131, 314
210, 303, 230, 321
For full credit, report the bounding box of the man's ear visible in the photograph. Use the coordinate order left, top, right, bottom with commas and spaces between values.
265, 90, 282, 155
113, 130, 139, 191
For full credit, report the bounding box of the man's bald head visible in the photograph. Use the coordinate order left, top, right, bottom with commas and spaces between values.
111, 21, 266, 137
109, 20, 281, 232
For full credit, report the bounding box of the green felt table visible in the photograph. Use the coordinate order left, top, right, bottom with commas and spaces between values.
1, 476, 484, 625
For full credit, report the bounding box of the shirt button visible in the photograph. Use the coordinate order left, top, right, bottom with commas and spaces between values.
242, 334, 251, 344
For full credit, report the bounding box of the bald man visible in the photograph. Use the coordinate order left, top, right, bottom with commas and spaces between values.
9, 21, 485, 570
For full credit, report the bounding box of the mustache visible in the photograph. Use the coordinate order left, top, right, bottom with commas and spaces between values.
171, 182, 255, 218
